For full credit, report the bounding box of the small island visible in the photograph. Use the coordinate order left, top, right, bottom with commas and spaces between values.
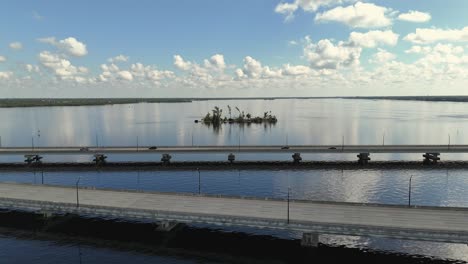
201, 105, 277, 125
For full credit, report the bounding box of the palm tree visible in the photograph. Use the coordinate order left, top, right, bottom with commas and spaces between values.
211, 106, 223, 124
235, 106, 241, 117
203, 112, 211, 123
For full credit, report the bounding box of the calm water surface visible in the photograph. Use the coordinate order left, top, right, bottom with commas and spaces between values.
0, 99, 467, 263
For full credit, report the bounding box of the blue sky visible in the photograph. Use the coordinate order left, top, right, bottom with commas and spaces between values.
1, 0, 468, 97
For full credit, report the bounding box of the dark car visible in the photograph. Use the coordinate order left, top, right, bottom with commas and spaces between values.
328, 147, 337, 149
281, 146, 290, 149
148, 146, 158, 150
80, 147, 89, 151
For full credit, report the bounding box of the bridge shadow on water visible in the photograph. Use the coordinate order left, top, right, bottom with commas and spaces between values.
3, 160, 468, 172
0, 210, 462, 264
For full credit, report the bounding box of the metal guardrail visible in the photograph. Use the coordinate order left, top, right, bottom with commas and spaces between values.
2, 144, 468, 155
6, 182, 468, 212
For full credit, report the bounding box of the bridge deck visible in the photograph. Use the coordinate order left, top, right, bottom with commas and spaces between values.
1, 145, 468, 155
0, 183, 467, 243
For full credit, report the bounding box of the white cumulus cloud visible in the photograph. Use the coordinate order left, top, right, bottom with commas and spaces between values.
9, 42, 23, 50
108, 55, 129, 63
275, 2, 299, 21
101, 63, 120, 73
415, 44, 468, 67
25, 64, 41, 73
204, 54, 226, 72
315, 2, 393, 28
404, 27, 468, 44
147, 70, 175, 81
124, 62, 175, 82
349, 30, 399, 48
432, 44, 464, 55
172, 54, 230, 85
237, 56, 282, 79
117, 71, 133, 81
38, 37, 88, 57
282, 64, 313, 76
369, 49, 396, 64
398, 11, 431, 23
406, 44, 465, 56
406, 44, 466, 66
304, 37, 361, 69
98, 62, 168, 83
174, 55, 192, 71
38, 51, 87, 79
57, 37, 88, 57
242, 56, 264, 78
0, 56, 6, 62
0, 71, 13, 80
275, 0, 357, 21
405, 45, 432, 54
131, 63, 151, 78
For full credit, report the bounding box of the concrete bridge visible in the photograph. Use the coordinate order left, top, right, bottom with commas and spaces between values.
0, 182, 466, 246
1, 144, 467, 164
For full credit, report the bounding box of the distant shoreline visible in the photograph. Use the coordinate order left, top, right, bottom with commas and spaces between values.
341, 96, 468, 103
0, 98, 192, 108
1, 96, 467, 107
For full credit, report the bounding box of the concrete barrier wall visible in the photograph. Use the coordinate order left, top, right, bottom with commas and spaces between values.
0, 196, 467, 244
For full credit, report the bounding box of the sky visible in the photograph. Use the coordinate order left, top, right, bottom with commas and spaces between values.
1, 0, 468, 98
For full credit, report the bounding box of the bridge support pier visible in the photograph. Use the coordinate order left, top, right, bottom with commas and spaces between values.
161, 154, 172, 165
93, 154, 107, 165
301, 233, 319, 247
24, 155, 42, 164
40, 212, 78, 231
357, 153, 370, 165
228, 153, 235, 163
156, 221, 181, 232
423, 153, 440, 164
292, 153, 302, 163
40, 210, 54, 219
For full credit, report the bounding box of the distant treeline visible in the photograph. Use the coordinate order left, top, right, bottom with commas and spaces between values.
341, 96, 468, 102
0, 98, 192, 107
1, 96, 467, 108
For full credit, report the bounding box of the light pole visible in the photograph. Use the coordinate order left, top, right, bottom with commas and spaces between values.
41, 171, 44, 184
76, 176, 81, 208
408, 175, 413, 207
78, 244, 82, 264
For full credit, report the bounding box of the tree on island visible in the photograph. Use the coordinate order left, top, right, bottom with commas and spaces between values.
202, 106, 277, 125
